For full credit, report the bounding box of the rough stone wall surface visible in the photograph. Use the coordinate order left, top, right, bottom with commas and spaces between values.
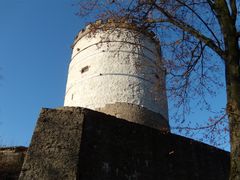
79, 108, 230, 180
20, 107, 229, 180
0, 146, 27, 180
19, 107, 85, 180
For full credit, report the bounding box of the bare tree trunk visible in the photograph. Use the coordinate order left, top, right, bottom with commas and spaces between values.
226, 53, 240, 180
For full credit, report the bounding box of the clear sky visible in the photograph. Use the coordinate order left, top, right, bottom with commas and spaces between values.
0, 0, 229, 151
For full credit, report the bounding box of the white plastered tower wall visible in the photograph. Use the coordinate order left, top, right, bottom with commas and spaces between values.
64, 21, 169, 130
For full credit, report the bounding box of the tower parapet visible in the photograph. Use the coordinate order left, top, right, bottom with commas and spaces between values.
64, 20, 169, 130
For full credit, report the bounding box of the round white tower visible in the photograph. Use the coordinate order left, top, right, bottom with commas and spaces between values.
64, 20, 169, 131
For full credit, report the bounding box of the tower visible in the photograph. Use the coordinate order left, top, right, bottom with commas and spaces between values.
64, 20, 169, 130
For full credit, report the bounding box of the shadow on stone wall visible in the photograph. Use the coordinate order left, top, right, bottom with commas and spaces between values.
0, 146, 27, 180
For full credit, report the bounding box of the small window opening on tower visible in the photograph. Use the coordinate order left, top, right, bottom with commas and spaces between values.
81, 66, 90, 74
71, 94, 74, 100
77, 48, 80, 51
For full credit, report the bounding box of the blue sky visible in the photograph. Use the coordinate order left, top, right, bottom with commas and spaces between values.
0, 0, 83, 145
0, 0, 229, 151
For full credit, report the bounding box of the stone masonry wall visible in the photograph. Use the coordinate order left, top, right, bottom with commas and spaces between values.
0, 146, 27, 180
19, 107, 229, 180
79, 108, 229, 180
19, 108, 85, 180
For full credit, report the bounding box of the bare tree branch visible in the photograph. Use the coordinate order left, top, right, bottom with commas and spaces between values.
152, 2, 226, 59
175, 0, 221, 48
